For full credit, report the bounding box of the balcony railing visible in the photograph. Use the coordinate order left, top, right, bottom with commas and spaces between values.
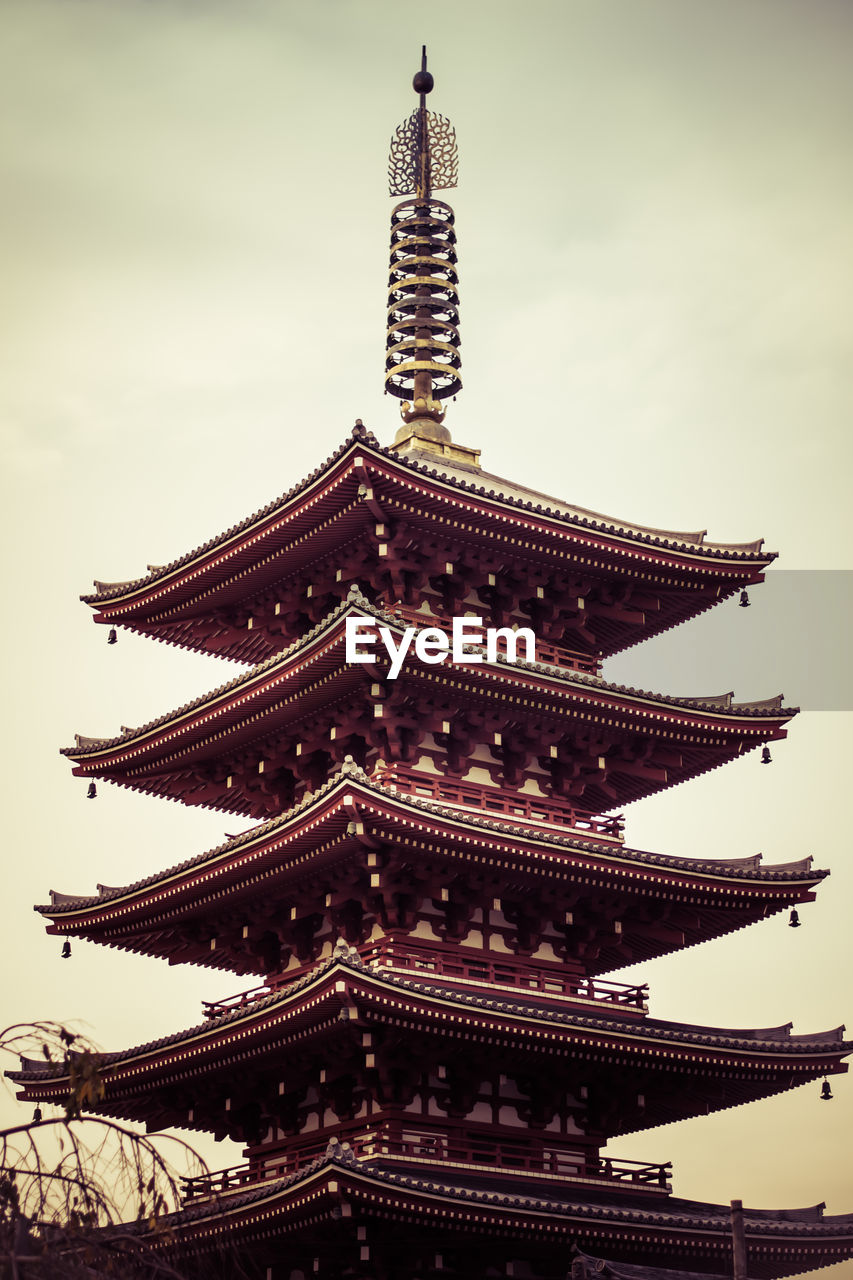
392, 604, 600, 676
182, 1128, 671, 1201
202, 980, 285, 1019
202, 933, 648, 1022
360, 937, 648, 1011
375, 763, 624, 841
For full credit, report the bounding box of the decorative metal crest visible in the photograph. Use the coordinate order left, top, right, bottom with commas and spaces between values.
388, 109, 458, 198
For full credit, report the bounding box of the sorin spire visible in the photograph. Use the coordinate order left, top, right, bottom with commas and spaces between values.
385, 50, 478, 467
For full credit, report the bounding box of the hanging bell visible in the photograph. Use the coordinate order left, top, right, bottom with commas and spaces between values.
761, 747, 772, 765
788, 908, 801, 928
33, 1106, 43, 1123
739, 591, 751, 608
107, 628, 118, 645
61, 940, 72, 959
86, 782, 97, 799
820, 1079, 833, 1101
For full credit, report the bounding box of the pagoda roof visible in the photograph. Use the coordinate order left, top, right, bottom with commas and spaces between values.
12, 948, 849, 1135
162, 1149, 853, 1275
81, 428, 775, 661
68, 594, 796, 754
394, 443, 771, 564
25, 1131, 853, 1277
38, 763, 825, 976
62, 594, 794, 815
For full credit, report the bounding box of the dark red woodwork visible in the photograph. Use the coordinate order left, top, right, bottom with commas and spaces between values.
62, 600, 793, 824
84, 432, 774, 665
18, 429, 851, 1278
38, 768, 824, 980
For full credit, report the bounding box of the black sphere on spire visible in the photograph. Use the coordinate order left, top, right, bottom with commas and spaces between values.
413, 69, 434, 95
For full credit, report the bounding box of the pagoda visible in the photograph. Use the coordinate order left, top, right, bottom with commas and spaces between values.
12, 51, 853, 1280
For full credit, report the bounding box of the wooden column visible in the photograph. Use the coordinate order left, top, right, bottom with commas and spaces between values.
731, 1198, 748, 1279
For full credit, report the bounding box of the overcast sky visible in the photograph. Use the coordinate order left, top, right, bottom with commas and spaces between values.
1, 2, 851, 1272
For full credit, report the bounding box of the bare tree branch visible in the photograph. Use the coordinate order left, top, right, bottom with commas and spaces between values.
0, 1022, 247, 1279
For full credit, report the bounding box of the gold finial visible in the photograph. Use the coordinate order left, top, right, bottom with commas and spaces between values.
385, 51, 478, 467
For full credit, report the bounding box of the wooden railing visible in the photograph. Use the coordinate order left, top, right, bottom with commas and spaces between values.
182, 1129, 671, 1200
392, 604, 600, 676
375, 763, 624, 841
360, 937, 648, 1010
202, 943, 647, 1020
202, 925, 648, 1024
202, 981, 284, 1019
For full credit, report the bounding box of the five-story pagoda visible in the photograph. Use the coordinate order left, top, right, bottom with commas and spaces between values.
12, 52, 853, 1280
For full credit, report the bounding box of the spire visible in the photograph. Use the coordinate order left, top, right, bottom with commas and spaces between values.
385, 49, 480, 468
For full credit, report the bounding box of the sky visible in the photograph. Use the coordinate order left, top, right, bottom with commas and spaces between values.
1, 0, 852, 1273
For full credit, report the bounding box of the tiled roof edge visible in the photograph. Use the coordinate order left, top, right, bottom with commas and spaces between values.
10, 948, 851, 1082
82, 428, 774, 606
62, 593, 797, 757
37, 764, 825, 915
112, 1149, 853, 1236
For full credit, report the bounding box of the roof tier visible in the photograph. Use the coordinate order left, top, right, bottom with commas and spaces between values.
63, 596, 794, 820
130, 1152, 853, 1280
83, 429, 774, 663
12, 949, 849, 1144
40, 765, 824, 979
